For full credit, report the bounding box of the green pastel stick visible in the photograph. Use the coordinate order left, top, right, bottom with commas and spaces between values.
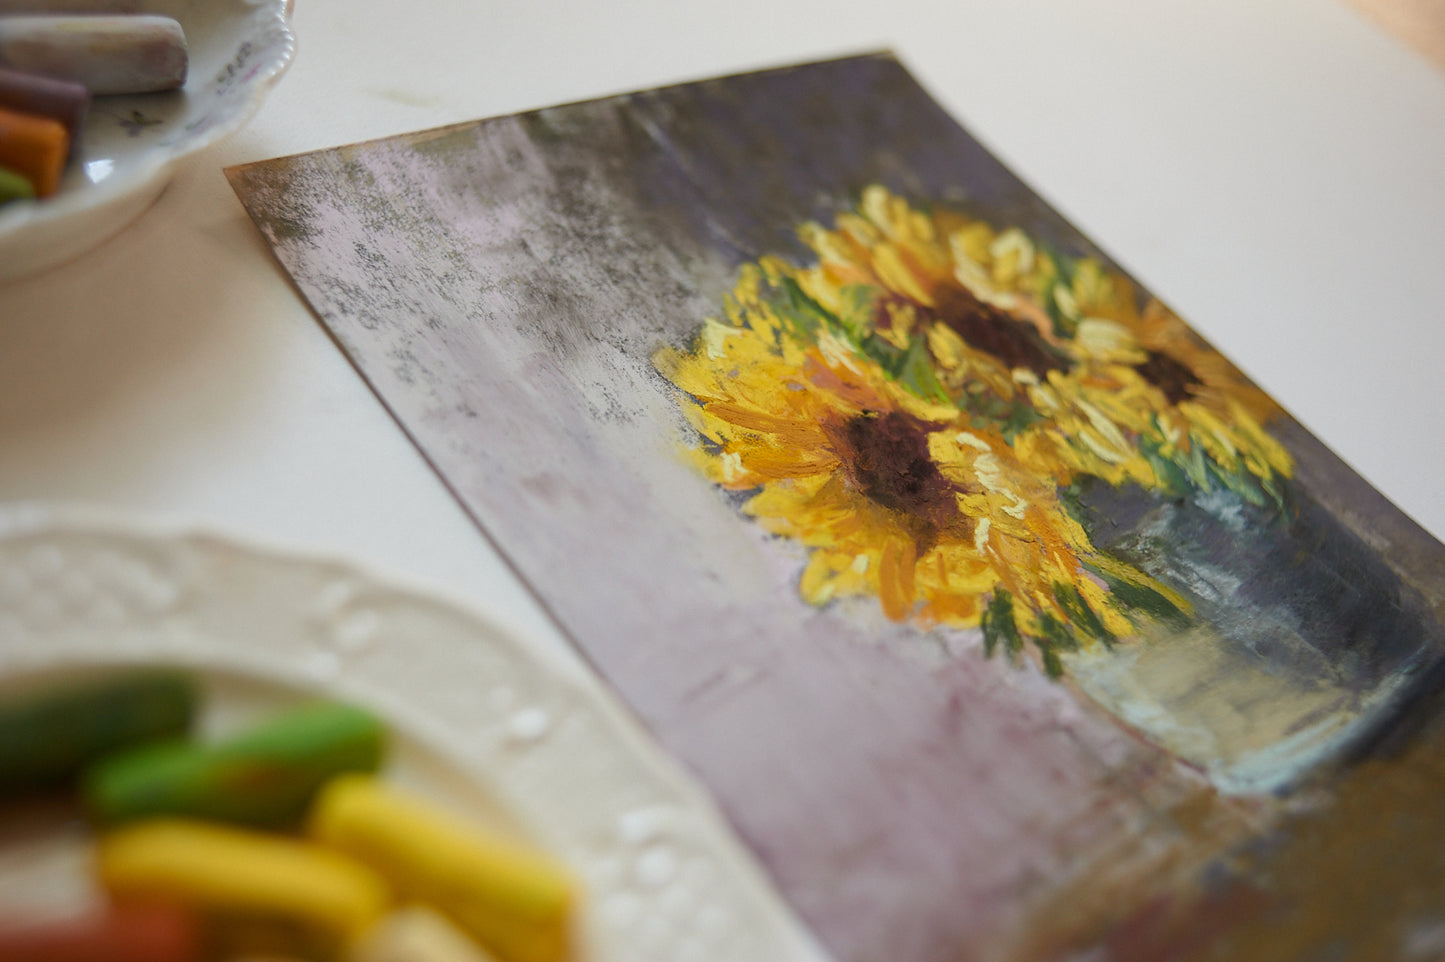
0, 163, 36, 204
85, 701, 387, 827
0, 671, 197, 793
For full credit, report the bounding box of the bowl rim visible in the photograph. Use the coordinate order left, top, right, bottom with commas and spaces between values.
0, 0, 297, 245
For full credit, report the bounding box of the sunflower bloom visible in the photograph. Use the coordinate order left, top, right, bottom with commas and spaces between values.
656, 187, 1291, 674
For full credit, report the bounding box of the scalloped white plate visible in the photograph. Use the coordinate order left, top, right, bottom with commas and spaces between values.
0, 505, 827, 962
0, 0, 295, 284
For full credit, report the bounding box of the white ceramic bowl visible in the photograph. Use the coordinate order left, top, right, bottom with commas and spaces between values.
0, 0, 295, 284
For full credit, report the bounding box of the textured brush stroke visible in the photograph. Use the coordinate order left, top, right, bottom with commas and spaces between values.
228, 55, 1445, 961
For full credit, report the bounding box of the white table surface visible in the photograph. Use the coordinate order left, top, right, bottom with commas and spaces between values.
2, 0, 1443, 674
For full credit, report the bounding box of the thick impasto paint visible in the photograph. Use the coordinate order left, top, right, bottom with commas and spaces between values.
228, 54, 1445, 962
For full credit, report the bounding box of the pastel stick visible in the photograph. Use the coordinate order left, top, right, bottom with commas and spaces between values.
0, 903, 201, 962
0, 67, 88, 156
0, 105, 67, 197
0, 163, 36, 204
0, 15, 188, 95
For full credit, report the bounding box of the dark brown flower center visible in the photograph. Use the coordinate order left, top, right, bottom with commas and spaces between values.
926, 285, 1070, 377
827, 410, 957, 536
1134, 350, 1200, 405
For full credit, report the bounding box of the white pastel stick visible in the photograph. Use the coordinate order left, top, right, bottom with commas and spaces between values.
0, 15, 188, 95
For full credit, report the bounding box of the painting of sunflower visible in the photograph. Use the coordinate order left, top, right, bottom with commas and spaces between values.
657, 186, 1293, 675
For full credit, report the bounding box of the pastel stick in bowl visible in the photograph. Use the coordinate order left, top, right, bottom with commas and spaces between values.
0, 14, 188, 95
0, 67, 88, 153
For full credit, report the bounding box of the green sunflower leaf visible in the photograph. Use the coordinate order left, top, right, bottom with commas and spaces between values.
896, 337, 951, 403
858, 331, 903, 371
1037, 612, 1081, 652
835, 284, 878, 339
1053, 582, 1114, 647
959, 386, 1043, 441
982, 590, 1024, 661
1056, 481, 1103, 536
769, 275, 836, 341
1261, 473, 1294, 518
1140, 429, 1192, 499
1090, 564, 1192, 631
1177, 441, 1214, 493
1040, 645, 1065, 679
1038, 247, 1079, 339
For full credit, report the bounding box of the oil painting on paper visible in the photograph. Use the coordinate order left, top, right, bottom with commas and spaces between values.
228, 54, 1445, 961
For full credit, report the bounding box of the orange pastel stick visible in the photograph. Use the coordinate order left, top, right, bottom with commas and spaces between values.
0, 105, 68, 197
0, 902, 201, 962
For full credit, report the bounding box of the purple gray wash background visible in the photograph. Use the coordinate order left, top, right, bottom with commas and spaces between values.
227, 55, 1445, 961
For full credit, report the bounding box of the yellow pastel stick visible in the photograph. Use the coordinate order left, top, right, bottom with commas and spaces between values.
309, 775, 576, 962
97, 818, 392, 942
350, 906, 500, 962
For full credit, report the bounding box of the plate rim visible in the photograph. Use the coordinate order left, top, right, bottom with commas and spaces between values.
0, 499, 831, 962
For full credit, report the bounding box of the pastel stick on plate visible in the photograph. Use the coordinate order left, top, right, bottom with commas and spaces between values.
0, 902, 202, 962
310, 775, 576, 962
97, 819, 391, 943
353, 906, 502, 962
0, 106, 67, 197
85, 700, 387, 828
0, 67, 89, 155
0, 163, 36, 204
0, 15, 188, 95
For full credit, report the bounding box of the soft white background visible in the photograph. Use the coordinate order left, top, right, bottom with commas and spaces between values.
2, 0, 1443, 669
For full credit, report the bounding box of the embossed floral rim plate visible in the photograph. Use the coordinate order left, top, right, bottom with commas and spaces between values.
0, 0, 295, 284
0, 505, 826, 962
